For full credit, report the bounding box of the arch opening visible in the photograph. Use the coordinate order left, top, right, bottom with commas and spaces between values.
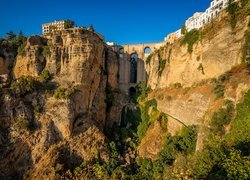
119, 48, 124, 58
144, 47, 151, 54
130, 53, 138, 83
128, 86, 136, 99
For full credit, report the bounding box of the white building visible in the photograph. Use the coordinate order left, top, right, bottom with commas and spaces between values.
42, 20, 66, 35
164, 0, 239, 43
106, 42, 116, 46
185, 12, 204, 32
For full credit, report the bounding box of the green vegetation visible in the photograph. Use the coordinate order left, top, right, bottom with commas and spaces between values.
226, 90, 250, 145
159, 126, 197, 165
10, 76, 39, 94
171, 82, 182, 89
212, 71, 233, 99
239, 0, 250, 15
196, 55, 201, 61
136, 81, 150, 101
39, 69, 51, 83
157, 52, 167, 77
59, 88, 250, 179
167, 48, 172, 64
181, 23, 187, 35
197, 63, 205, 75
54, 87, 77, 99
181, 29, 200, 53
137, 99, 158, 141
42, 45, 51, 57
242, 28, 250, 64
211, 100, 234, 135
0, 31, 27, 53
64, 20, 75, 29
212, 84, 225, 99
89, 25, 95, 32
227, 0, 238, 29
14, 117, 30, 131
146, 53, 153, 64
17, 41, 27, 55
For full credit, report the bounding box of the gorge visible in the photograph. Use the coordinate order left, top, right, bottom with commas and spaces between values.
0, 1, 250, 179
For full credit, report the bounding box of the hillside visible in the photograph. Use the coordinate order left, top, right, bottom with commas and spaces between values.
0, 1, 249, 179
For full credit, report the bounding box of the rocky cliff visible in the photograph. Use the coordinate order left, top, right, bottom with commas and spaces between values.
0, 28, 120, 178
138, 12, 250, 159
146, 13, 249, 89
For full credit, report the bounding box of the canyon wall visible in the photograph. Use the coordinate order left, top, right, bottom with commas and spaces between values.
146, 14, 249, 89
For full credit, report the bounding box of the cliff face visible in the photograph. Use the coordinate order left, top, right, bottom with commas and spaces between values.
13, 29, 119, 135
0, 28, 119, 178
146, 13, 249, 89
138, 14, 250, 159
0, 46, 16, 87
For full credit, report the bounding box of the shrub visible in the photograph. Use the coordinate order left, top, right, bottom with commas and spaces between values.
239, 0, 250, 15
43, 45, 51, 57
242, 29, 250, 64
136, 81, 149, 101
222, 149, 250, 179
39, 69, 51, 83
14, 117, 30, 131
158, 126, 197, 165
226, 90, 250, 145
135, 158, 163, 179
196, 55, 201, 61
192, 135, 226, 179
158, 59, 166, 77
181, 29, 200, 53
227, 0, 239, 29
137, 99, 157, 141
10, 76, 39, 94
146, 54, 153, 64
171, 82, 182, 89
197, 63, 205, 75
64, 20, 75, 29
54, 87, 77, 99
167, 48, 172, 64
157, 51, 167, 77
211, 100, 234, 135
212, 84, 225, 99
17, 41, 27, 55
218, 71, 233, 82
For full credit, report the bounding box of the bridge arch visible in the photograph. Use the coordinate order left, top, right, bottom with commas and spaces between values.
130, 53, 138, 83
144, 47, 151, 55
128, 86, 136, 99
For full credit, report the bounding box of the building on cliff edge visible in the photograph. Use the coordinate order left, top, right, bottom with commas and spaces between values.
42, 20, 74, 35
164, 0, 238, 44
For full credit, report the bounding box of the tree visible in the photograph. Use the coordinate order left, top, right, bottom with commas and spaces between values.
64, 20, 75, 29
89, 24, 94, 32
181, 23, 187, 35
6, 31, 16, 42
17, 30, 26, 46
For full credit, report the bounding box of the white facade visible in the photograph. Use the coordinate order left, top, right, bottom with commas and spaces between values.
185, 12, 204, 32
164, 29, 182, 44
42, 20, 66, 35
106, 42, 116, 46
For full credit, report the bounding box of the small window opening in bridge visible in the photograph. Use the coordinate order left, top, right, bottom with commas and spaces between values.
128, 86, 136, 99
119, 48, 124, 58
130, 53, 138, 83
144, 47, 151, 54
119, 48, 124, 54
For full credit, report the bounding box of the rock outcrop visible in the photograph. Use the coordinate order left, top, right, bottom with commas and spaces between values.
0, 28, 119, 178
146, 13, 249, 89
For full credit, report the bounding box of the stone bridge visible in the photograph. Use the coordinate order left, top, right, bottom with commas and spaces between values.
113, 41, 166, 94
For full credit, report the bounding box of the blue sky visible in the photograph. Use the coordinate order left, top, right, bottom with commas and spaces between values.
0, 0, 211, 44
